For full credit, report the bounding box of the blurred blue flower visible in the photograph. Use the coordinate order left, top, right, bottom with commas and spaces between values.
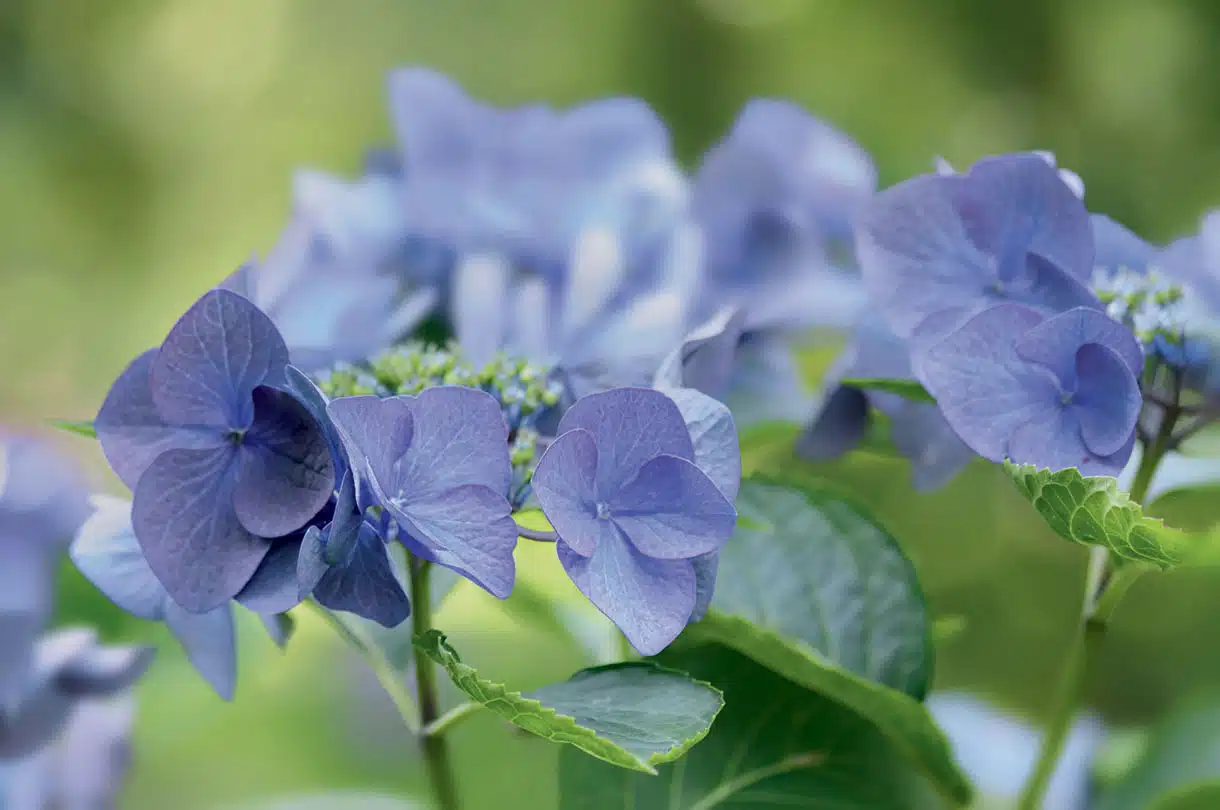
0, 436, 89, 711
95, 289, 336, 613
326, 387, 518, 599
918, 304, 1143, 475
798, 318, 976, 490
858, 153, 1099, 344
676, 101, 875, 422
224, 167, 446, 372
532, 387, 738, 654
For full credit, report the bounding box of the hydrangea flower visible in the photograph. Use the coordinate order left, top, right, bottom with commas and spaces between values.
798, 318, 975, 490
917, 304, 1143, 474
857, 153, 1100, 344
326, 386, 519, 599
388, 68, 682, 274
0, 627, 152, 762
532, 387, 739, 654
682, 101, 875, 422
95, 288, 336, 613
936, 150, 1085, 200
223, 167, 444, 371
0, 436, 89, 710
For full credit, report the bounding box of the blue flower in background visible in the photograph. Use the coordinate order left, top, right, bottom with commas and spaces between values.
682, 101, 875, 422
858, 153, 1099, 344
224, 167, 445, 372
918, 304, 1143, 475
798, 318, 976, 490
95, 289, 336, 613
532, 387, 738, 654
0, 436, 90, 711
327, 387, 519, 599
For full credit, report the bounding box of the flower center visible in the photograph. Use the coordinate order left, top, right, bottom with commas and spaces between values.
226, 428, 247, 445
595, 502, 612, 520
1059, 391, 1075, 407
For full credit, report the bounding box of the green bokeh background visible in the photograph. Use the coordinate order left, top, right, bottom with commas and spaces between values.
4, 0, 1220, 807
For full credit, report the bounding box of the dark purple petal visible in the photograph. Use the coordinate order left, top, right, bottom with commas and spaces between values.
233, 386, 335, 538
660, 388, 740, 502
531, 429, 605, 557
131, 446, 269, 613
798, 386, 871, 460
234, 537, 309, 615
280, 365, 347, 480
557, 536, 695, 656
164, 601, 237, 700
394, 485, 517, 598
918, 304, 1060, 464
689, 551, 719, 624
1008, 253, 1102, 319
323, 470, 362, 566
1074, 343, 1142, 458
326, 396, 414, 492
396, 387, 511, 498
312, 523, 410, 628
70, 495, 166, 620
95, 351, 224, 490
1015, 306, 1144, 382
610, 455, 736, 559
150, 289, 290, 429
556, 387, 695, 494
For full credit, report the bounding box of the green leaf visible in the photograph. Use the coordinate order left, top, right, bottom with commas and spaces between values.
48, 419, 97, 439
560, 645, 946, 810
415, 629, 723, 774
684, 478, 971, 805
1004, 462, 1190, 568
1097, 693, 1220, 810
839, 377, 936, 404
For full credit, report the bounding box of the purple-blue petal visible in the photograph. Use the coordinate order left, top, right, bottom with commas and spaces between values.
1074, 343, 1142, 459
233, 536, 309, 615
1015, 306, 1144, 382
531, 429, 603, 557
95, 350, 224, 490
557, 536, 696, 656
885, 403, 977, 491
394, 386, 511, 498
659, 388, 741, 502
279, 365, 348, 481
689, 551, 719, 624
393, 485, 517, 599
233, 386, 335, 538
311, 523, 410, 628
326, 395, 414, 491
610, 454, 736, 559
918, 304, 1061, 464
149, 289, 291, 429
131, 446, 269, 613
164, 600, 237, 700
1092, 214, 1155, 276
556, 387, 695, 494
70, 496, 166, 620
653, 306, 745, 398
797, 385, 871, 460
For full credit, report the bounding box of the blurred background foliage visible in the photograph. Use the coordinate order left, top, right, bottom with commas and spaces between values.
4, 0, 1220, 807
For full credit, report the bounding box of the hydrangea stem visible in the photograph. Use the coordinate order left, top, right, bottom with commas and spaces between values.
410, 555, 462, 810
1016, 405, 1177, 810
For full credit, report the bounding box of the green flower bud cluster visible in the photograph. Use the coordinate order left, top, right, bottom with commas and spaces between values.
1092, 267, 1188, 348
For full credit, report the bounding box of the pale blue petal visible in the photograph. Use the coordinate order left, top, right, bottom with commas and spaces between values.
70, 495, 165, 620
530, 429, 603, 557
164, 600, 237, 700
396, 387, 511, 498
611, 454, 736, 559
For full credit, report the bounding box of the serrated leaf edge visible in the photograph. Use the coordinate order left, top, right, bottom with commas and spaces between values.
415, 629, 724, 775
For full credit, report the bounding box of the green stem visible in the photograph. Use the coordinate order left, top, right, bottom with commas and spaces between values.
1016, 399, 1178, 809
410, 556, 462, 810
305, 600, 420, 733
423, 701, 483, 738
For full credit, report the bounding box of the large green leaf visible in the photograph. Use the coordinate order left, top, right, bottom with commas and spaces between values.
684, 478, 971, 804
1096, 694, 1220, 810
415, 630, 723, 774
1004, 462, 1189, 568
839, 376, 936, 403
560, 645, 945, 809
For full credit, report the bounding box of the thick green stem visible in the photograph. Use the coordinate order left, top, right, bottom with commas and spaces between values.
1016, 398, 1178, 809
411, 556, 461, 810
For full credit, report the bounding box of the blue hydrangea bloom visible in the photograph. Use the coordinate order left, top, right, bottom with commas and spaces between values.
918, 304, 1143, 474
858, 153, 1100, 344
95, 289, 336, 613
72, 495, 245, 699
0, 627, 152, 761
388, 68, 682, 274
0, 436, 89, 711
532, 387, 738, 654
936, 150, 1085, 201
223, 168, 444, 372
326, 386, 519, 598
798, 318, 976, 490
